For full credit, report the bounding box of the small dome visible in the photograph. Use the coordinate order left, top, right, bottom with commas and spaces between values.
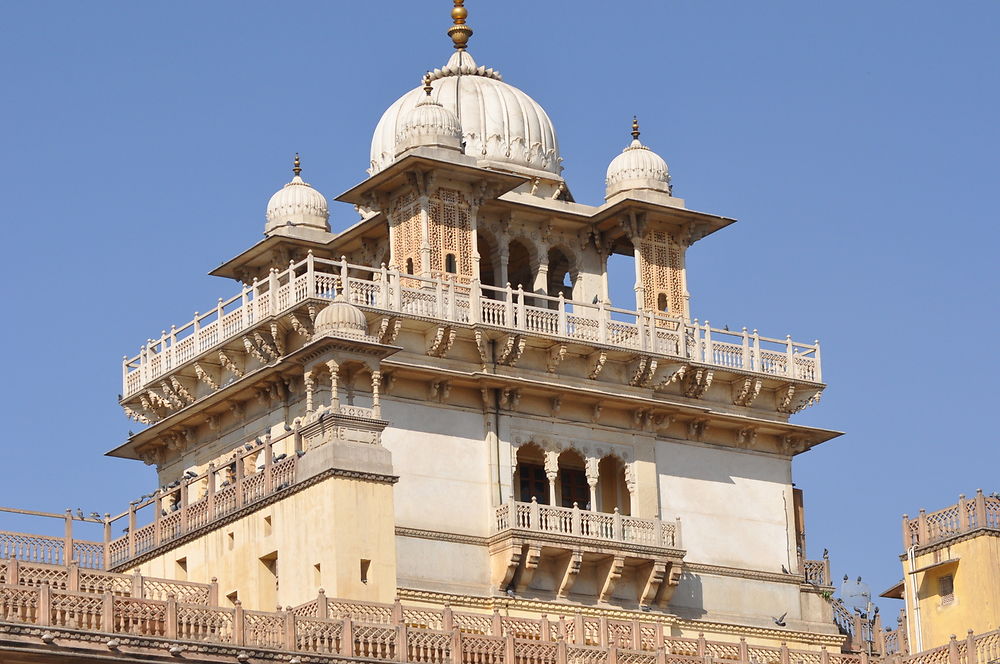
371, 50, 562, 177
395, 75, 463, 156
605, 119, 672, 200
265, 155, 330, 235
314, 295, 369, 339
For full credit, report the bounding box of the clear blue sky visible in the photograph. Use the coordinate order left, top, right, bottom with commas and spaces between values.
0, 1, 997, 614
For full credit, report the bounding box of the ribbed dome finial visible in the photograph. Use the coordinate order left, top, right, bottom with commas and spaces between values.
631, 116, 640, 141
448, 0, 473, 50
423, 72, 434, 96
293, 152, 302, 177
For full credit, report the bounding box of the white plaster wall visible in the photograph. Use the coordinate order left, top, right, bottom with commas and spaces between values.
395, 536, 491, 595
656, 440, 794, 571
671, 572, 804, 624
381, 399, 492, 536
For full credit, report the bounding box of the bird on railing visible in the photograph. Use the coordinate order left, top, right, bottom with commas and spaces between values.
295, 450, 305, 458
183, 471, 197, 479
772, 612, 787, 627
273, 453, 287, 462
244, 443, 254, 451
781, 564, 790, 574
76, 508, 85, 519
90, 512, 101, 520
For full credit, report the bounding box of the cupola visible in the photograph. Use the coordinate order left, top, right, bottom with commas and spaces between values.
394, 73, 463, 157
313, 294, 369, 340
605, 118, 672, 200
265, 154, 330, 235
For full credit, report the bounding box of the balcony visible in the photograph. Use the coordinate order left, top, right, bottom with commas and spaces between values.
902, 489, 1000, 549
490, 499, 684, 607
122, 256, 822, 399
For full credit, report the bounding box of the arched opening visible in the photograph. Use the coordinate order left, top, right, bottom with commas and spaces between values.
546, 246, 575, 302
477, 232, 498, 291
657, 292, 669, 314
445, 253, 457, 274
557, 449, 589, 509
606, 237, 636, 311
507, 239, 534, 291
405, 258, 414, 275
514, 443, 548, 503
598, 455, 630, 515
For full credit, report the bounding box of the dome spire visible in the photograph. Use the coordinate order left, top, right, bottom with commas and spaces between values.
448, 0, 473, 50
292, 152, 302, 177
423, 72, 434, 97
631, 116, 641, 141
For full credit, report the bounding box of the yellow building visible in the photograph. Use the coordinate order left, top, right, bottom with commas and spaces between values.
883, 490, 1000, 653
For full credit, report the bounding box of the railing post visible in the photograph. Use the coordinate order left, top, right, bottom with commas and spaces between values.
306, 251, 316, 297
739, 638, 748, 664
264, 437, 274, 493
703, 321, 713, 365
209, 577, 219, 606
245, 281, 256, 327
236, 454, 246, 508
8, 558, 18, 585
656, 648, 667, 664
132, 570, 143, 599
530, 497, 540, 531
492, 609, 503, 636
443, 604, 454, 632
785, 335, 795, 378
901, 514, 911, 549
780, 642, 790, 664
154, 494, 162, 547
102, 592, 114, 631
823, 552, 832, 586
974, 489, 987, 529
558, 294, 568, 336
470, 279, 482, 324
38, 582, 51, 626
169, 325, 177, 371
598, 299, 608, 344
68, 561, 80, 591
697, 633, 706, 657
317, 588, 328, 618
127, 504, 136, 558
557, 638, 568, 664
207, 463, 216, 520
392, 597, 403, 624
741, 327, 750, 370
516, 285, 526, 330
397, 623, 409, 662
504, 633, 516, 664
179, 479, 190, 533
341, 617, 354, 656
233, 600, 245, 646
269, 268, 279, 315
165, 593, 178, 639
391, 267, 403, 311
452, 624, 463, 664
948, 634, 960, 664
966, 630, 978, 664
64, 509, 74, 565
674, 517, 682, 548
192, 312, 201, 351
340, 256, 350, 296
813, 340, 822, 382
573, 614, 584, 645
609, 647, 619, 664
572, 503, 582, 536
435, 276, 445, 317
284, 607, 296, 650
751, 330, 761, 371
958, 494, 970, 532
820, 647, 830, 664
613, 508, 622, 541
917, 509, 928, 544
103, 514, 112, 570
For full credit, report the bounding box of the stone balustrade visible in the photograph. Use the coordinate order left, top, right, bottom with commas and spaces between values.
901, 489, 1000, 550
495, 499, 681, 549
1, 566, 995, 664
122, 255, 823, 398
802, 557, 832, 586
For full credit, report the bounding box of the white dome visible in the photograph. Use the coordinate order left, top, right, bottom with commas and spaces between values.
314, 295, 369, 339
605, 124, 671, 200
265, 157, 330, 235
371, 50, 562, 177
395, 79, 463, 156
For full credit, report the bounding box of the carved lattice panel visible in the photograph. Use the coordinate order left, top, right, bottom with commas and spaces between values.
390, 190, 422, 277
428, 188, 472, 282
638, 231, 685, 317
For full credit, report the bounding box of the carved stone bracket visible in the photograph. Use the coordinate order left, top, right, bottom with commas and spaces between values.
687, 418, 709, 441
640, 561, 668, 607
475, 329, 490, 370
736, 426, 758, 450
550, 396, 561, 417
628, 355, 658, 387
732, 376, 763, 407
653, 363, 688, 391
378, 316, 402, 345
429, 380, 451, 403
426, 326, 457, 358
516, 545, 543, 592
682, 368, 713, 399
776, 383, 822, 414
599, 555, 626, 602
287, 312, 312, 338
170, 377, 195, 405
500, 388, 521, 411
497, 334, 526, 367
558, 550, 583, 598
591, 402, 603, 423
546, 343, 567, 373
780, 435, 808, 456
194, 363, 219, 391
242, 336, 268, 364
218, 351, 244, 378
587, 350, 608, 380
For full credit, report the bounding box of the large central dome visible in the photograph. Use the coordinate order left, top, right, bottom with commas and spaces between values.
369, 50, 562, 177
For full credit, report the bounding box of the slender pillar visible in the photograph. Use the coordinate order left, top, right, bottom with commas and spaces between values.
303, 370, 315, 414
534, 262, 549, 297
371, 370, 382, 419
633, 245, 645, 311
498, 244, 509, 292
326, 360, 340, 411
544, 450, 560, 506
585, 457, 600, 511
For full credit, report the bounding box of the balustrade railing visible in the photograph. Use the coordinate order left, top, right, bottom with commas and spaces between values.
901, 489, 1000, 549
2, 571, 994, 664
495, 499, 680, 548
122, 255, 822, 398
802, 557, 832, 586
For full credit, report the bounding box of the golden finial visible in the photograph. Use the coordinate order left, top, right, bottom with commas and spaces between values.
631, 116, 641, 141
423, 72, 434, 96
448, 0, 473, 50
293, 153, 302, 177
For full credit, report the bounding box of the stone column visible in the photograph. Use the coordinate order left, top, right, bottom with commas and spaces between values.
326, 359, 340, 412
533, 261, 549, 297
303, 370, 315, 414
419, 195, 432, 278
498, 243, 509, 291
371, 370, 382, 419
544, 450, 560, 506
585, 457, 600, 511
633, 244, 646, 311
625, 462, 637, 516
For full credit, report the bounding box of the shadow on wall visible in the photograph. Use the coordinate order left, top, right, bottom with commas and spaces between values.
668, 570, 706, 622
